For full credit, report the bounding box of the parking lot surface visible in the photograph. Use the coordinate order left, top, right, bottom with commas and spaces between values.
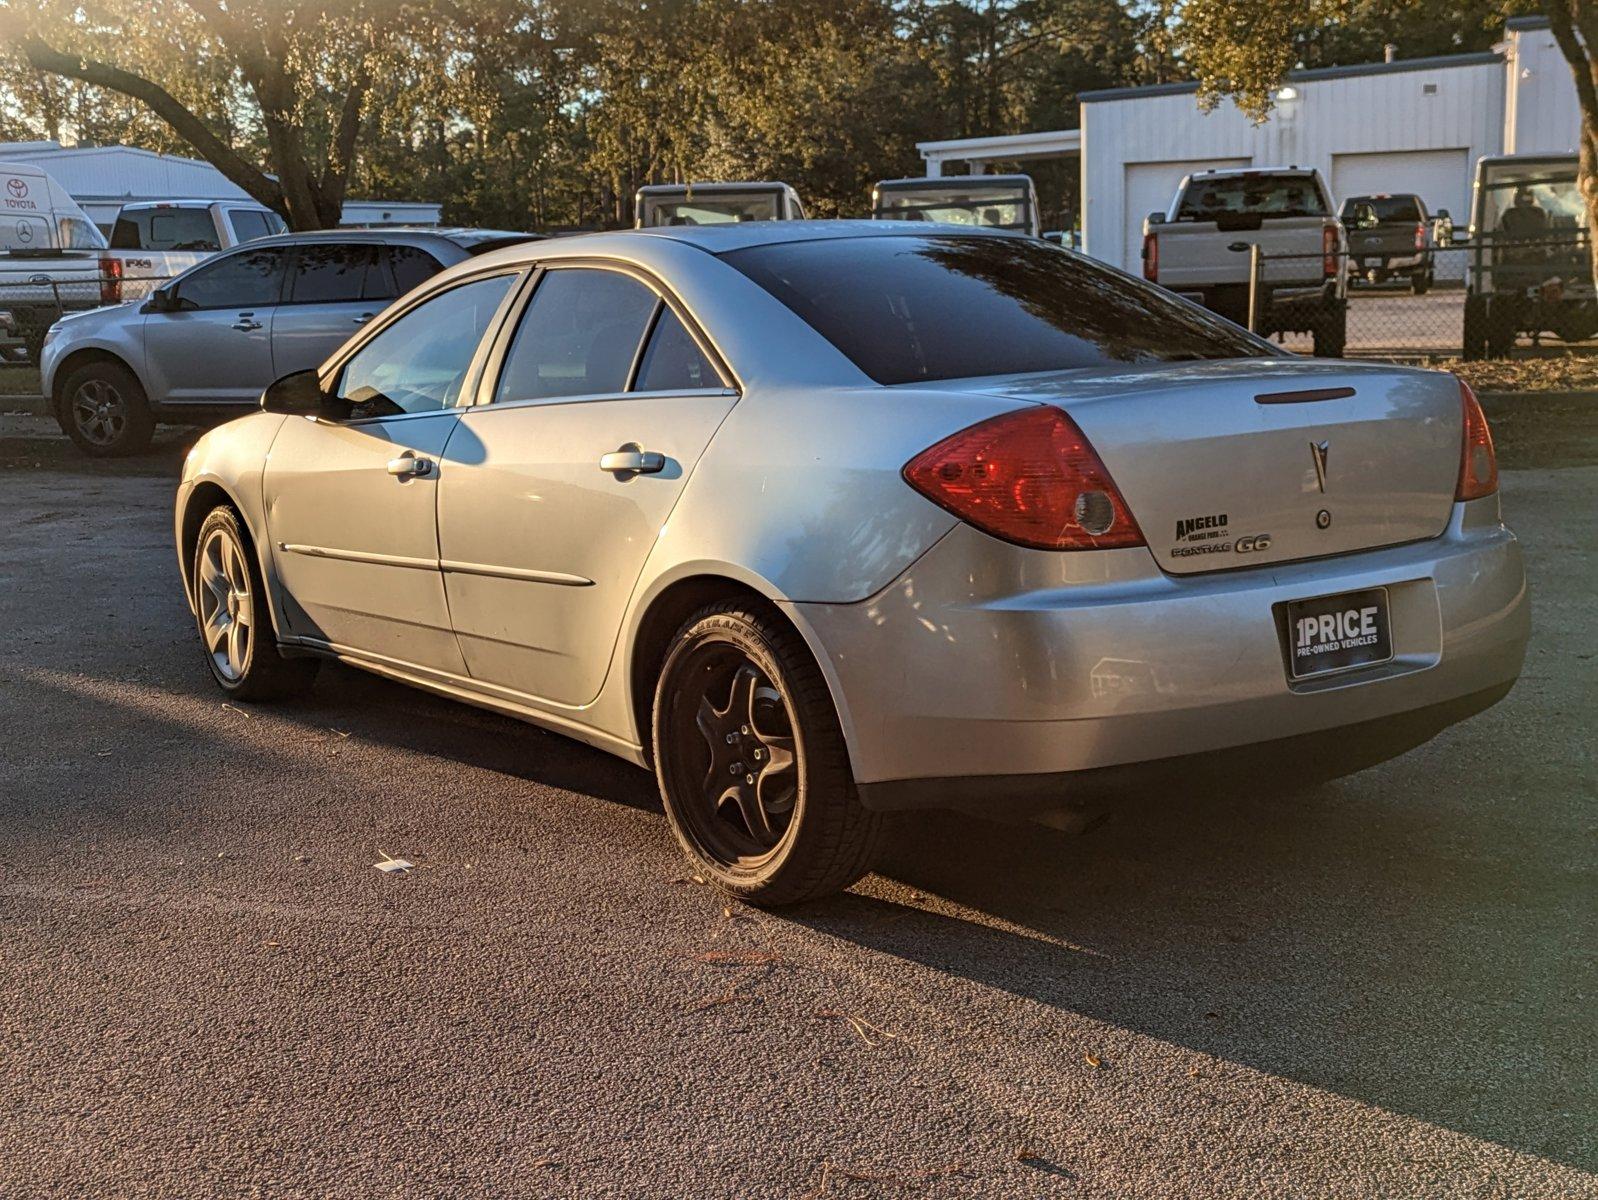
1, 399, 1594, 1198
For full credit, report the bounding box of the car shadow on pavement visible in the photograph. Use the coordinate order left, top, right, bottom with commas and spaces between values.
792, 782, 1593, 1174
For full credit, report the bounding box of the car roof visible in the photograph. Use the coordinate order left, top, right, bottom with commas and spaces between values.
623, 219, 1017, 253
875, 175, 1035, 188
1190, 166, 1319, 179
243, 226, 541, 252
636, 182, 794, 195
120, 199, 270, 209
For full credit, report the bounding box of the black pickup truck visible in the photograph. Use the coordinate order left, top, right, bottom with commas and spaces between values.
1339, 193, 1443, 294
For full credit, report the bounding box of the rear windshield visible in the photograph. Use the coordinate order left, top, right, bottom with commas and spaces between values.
1341, 196, 1423, 224
1176, 174, 1327, 221
721, 234, 1270, 385
874, 184, 1032, 232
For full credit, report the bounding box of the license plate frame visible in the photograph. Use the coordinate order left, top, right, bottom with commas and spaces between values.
1283, 586, 1394, 680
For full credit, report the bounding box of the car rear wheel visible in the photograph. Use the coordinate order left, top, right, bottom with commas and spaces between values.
192, 506, 319, 701
58, 360, 154, 457
652, 602, 883, 906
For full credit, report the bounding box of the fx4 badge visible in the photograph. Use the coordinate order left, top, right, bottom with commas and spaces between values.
1309, 440, 1330, 493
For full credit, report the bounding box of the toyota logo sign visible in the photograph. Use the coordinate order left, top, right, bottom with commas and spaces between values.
5, 178, 28, 199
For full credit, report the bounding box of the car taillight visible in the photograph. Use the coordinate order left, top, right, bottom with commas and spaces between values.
1455, 378, 1497, 501
1322, 223, 1337, 277
1142, 231, 1158, 282
99, 256, 123, 304
902, 407, 1145, 551
1415, 221, 1427, 250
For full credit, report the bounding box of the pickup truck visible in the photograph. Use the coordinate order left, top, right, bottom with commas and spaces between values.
1339, 193, 1446, 293
1140, 166, 1349, 357
107, 199, 286, 280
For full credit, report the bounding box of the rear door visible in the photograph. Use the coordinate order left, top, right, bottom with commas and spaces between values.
272, 242, 449, 378
141, 245, 288, 406
438, 264, 738, 706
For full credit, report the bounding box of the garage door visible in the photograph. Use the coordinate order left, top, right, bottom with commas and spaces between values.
1122, 158, 1250, 275
1332, 149, 1471, 278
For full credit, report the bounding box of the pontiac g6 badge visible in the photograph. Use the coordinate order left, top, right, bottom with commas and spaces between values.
1310, 440, 1330, 493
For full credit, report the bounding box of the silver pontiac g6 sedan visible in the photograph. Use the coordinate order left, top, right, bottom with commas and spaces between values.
175, 222, 1528, 905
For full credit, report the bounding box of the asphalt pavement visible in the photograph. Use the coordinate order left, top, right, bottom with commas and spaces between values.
0, 398, 1594, 1198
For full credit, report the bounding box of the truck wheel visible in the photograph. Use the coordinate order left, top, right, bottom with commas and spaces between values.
1410, 270, 1432, 296
57, 360, 155, 457
1485, 297, 1518, 359
1312, 303, 1347, 358
1462, 295, 1488, 361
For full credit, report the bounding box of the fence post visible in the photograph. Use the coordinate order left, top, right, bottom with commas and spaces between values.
1247, 243, 1262, 335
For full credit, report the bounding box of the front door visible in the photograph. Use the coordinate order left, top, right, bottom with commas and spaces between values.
263, 271, 521, 674
439, 265, 738, 707
142, 245, 288, 406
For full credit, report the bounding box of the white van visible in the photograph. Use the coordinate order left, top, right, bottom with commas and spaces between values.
1, 162, 115, 361
1, 161, 107, 253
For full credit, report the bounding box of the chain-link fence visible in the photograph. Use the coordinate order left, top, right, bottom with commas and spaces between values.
1243, 231, 1597, 362
0, 272, 170, 404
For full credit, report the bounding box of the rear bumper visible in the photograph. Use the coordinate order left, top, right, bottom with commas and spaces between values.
790, 496, 1528, 811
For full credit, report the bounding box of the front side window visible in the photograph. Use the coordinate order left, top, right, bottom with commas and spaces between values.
172, 247, 290, 310
59, 217, 107, 249
722, 234, 1271, 386
335, 273, 517, 417
635, 307, 721, 391
494, 268, 658, 402
288, 244, 378, 304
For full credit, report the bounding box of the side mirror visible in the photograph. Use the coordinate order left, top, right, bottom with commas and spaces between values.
1146, 211, 1165, 226
143, 286, 174, 313
260, 369, 334, 417
1436, 208, 1450, 220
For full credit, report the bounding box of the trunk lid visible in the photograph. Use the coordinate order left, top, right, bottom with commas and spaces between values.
956, 359, 1462, 574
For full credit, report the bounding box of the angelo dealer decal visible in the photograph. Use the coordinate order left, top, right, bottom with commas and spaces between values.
1170, 512, 1272, 559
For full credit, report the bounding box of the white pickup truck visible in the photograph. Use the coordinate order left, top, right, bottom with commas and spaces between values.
1140, 166, 1349, 357
107, 199, 286, 279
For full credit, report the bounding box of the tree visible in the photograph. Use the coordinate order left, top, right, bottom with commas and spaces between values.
0, 0, 428, 229
1169, 0, 1598, 281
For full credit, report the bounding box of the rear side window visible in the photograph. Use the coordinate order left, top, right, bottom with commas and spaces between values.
228, 210, 276, 243
382, 245, 445, 296
172, 247, 289, 310
288, 244, 378, 304
636, 307, 721, 391
722, 234, 1269, 386
1176, 174, 1328, 221
494, 268, 658, 402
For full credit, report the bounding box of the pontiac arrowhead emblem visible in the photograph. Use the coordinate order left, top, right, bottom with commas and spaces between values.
1310, 440, 1329, 493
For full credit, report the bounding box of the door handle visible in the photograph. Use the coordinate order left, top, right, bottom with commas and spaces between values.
352, 312, 375, 326
387, 454, 433, 478
231, 317, 262, 332
599, 446, 666, 475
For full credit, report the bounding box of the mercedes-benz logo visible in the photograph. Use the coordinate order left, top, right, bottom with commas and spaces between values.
16, 221, 33, 243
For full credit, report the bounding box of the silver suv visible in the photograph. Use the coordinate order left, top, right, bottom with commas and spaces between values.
40, 227, 537, 456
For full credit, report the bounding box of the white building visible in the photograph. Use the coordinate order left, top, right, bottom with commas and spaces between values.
0, 141, 441, 234
915, 16, 1582, 275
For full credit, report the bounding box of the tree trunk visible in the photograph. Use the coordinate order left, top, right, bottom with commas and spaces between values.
1543, 0, 1598, 286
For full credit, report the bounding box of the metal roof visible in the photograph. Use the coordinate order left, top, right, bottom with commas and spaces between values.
1080, 49, 1503, 104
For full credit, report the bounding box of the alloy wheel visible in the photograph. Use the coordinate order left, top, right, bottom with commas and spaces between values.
672, 643, 799, 864
196, 526, 254, 682
71, 378, 128, 447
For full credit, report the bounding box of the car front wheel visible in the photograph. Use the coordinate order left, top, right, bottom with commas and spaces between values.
652, 602, 883, 906
192, 506, 319, 701
57, 360, 155, 457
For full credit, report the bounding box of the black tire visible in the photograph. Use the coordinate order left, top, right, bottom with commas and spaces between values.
1462, 294, 1488, 361
57, 359, 155, 457
1410, 270, 1432, 296
1311, 302, 1347, 358
191, 506, 319, 701
652, 601, 883, 906
1485, 296, 1518, 359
